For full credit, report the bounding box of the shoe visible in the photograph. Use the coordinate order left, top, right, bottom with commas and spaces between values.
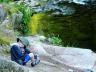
34, 54, 40, 65
35, 59, 40, 65
31, 62, 35, 67
31, 55, 40, 67
31, 59, 40, 67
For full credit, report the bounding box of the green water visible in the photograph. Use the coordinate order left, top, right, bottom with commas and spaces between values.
31, 6, 96, 51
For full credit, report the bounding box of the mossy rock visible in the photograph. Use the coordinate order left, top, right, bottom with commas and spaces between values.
0, 38, 10, 45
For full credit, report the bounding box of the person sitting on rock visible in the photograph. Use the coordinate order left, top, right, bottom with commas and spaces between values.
10, 37, 40, 67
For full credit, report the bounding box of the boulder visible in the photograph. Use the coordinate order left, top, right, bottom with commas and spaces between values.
16, 36, 96, 72
0, 5, 6, 22
42, 44, 96, 71
0, 57, 30, 72
27, 36, 50, 56
28, 41, 96, 71
30, 43, 49, 56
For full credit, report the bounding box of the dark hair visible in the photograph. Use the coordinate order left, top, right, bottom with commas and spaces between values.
17, 38, 26, 48
17, 38, 20, 42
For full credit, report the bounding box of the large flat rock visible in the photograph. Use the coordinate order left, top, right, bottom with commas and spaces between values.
42, 44, 96, 71
27, 36, 96, 71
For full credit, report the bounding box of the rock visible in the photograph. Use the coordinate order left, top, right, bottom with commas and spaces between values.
12, 12, 23, 30
27, 35, 96, 71
0, 19, 16, 43
72, 0, 89, 5
2, 36, 95, 72
30, 43, 50, 56
45, 3, 75, 15
42, 44, 96, 71
0, 57, 29, 72
68, 69, 74, 72
72, 0, 95, 5
0, 5, 6, 22
30, 44, 46, 55
0, 5, 17, 43
26, 36, 51, 56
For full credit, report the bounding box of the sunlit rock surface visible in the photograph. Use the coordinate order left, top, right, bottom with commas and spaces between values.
73, 0, 89, 5
0, 36, 96, 72
27, 36, 96, 72
0, 0, 96, 71
0, 57, 29, 72
23, 0, 95, 15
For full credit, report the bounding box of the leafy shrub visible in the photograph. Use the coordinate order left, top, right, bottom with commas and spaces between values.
0, 0, 9, 3
48, 35, 62, 46
12, 2, 32, 35
3, 1, 33, 35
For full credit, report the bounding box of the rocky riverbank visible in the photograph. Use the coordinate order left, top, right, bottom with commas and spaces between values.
0, 36, 96, 72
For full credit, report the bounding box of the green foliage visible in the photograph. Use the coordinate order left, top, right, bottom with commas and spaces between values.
48, 35, 62, 46
63, 41, 79, 47
2, 1, 33, 35
34, 5, 93, 48
0, 0, 13, 3
0, 0, 9, 3
17, 3, 32, 35
0, 38, 10, 45
7, 1, 33, 35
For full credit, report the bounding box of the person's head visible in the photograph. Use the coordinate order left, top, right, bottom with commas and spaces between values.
17, 37, 29, 48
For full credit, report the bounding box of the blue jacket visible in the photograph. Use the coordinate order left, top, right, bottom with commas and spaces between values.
10, 44, 30, 64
